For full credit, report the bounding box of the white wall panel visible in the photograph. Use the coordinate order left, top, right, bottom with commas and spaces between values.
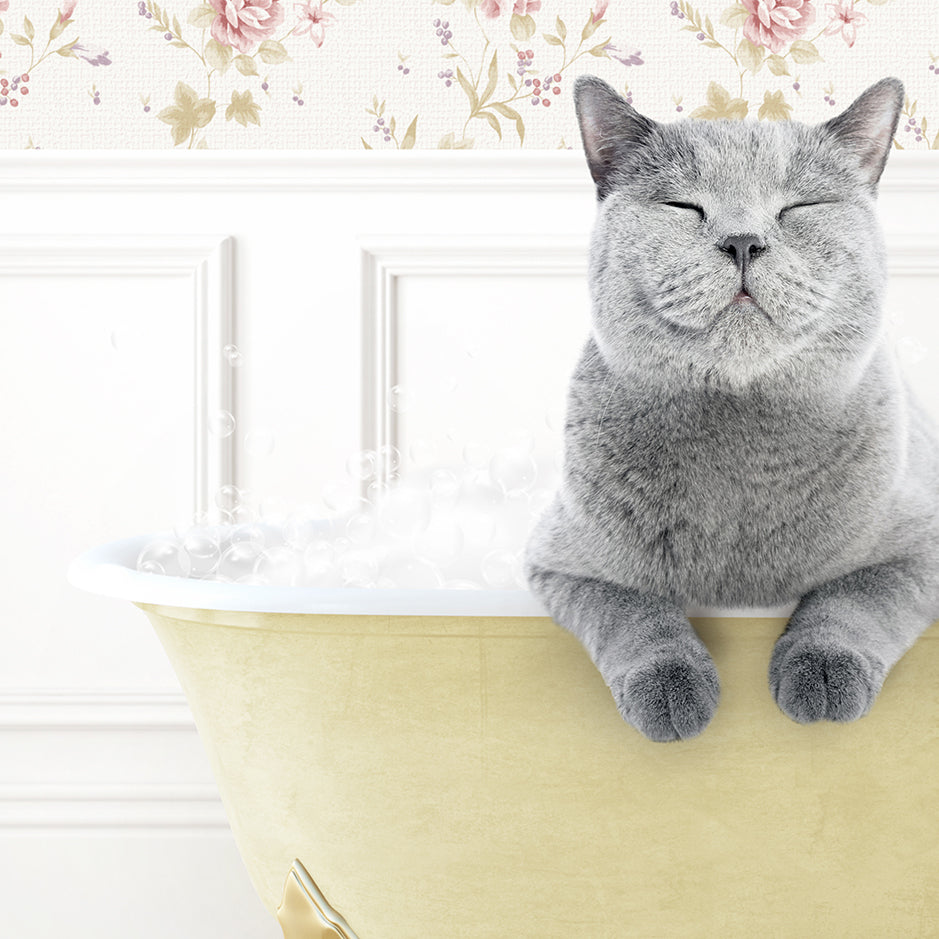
0, 152, 935, 938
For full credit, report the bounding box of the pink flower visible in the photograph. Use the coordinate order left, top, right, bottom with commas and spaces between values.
0, 1, 9, 11
823, 0, 866, 48
513, 0, 541, 13
294, 0, 335, 47
480, 0, 503, 17
742, 0, 815, 54
209, 0, 284, 54
591, 0, 609, 23
59, 0, 77, 22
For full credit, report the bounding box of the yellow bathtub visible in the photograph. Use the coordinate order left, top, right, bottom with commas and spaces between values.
70, 535, 939, 938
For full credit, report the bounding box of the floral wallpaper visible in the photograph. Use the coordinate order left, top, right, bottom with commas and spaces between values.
0, 0, 935, 149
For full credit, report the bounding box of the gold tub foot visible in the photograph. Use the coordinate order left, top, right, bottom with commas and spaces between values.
277, 860, 360, 939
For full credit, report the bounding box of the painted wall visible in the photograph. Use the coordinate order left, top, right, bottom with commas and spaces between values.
0, 0, 936, 150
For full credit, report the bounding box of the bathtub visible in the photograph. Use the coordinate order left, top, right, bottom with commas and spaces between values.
69, 533, 939, 938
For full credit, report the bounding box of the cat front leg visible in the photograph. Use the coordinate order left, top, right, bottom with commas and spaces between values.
770, 559, 939, 724
527, 567, 719, 742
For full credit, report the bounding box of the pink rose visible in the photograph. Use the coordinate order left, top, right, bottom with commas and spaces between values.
513, 0, 541, 13
480, 0, 503, 17
209, 0, 284, 54
59, 0, 77, 22
742, 0, 815, 54
0, 1, 9, 11
591, 0, 610, 23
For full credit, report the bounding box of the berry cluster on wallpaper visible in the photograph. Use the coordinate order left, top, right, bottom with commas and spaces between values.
0, 0, 935, 148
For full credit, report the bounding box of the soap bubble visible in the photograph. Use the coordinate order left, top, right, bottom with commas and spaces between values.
245, 430, 275, 457
209, 410, 235, 438
346, 449, 379, 482
378, 485, 432, 540
229, 523, 266, 547
254, 545, 305, 585
389, 385, 408, 413
322, 481, 363, 515
378, 444, 402, 476
490, 448, 537, 496
481, 549, 523, 589
896, 335, 928, 365
528, 487, 555, 519
429, 469, 460, 505
458, 472, 504, 510
181, 531, 222, 578
379, 553, 443, 590
215, 484, 244, 513
365, 480, 391, 505
223, 344, 244, 367
414, 517, 464, 567
137, 539, 191, 578
346, 511, 377, 546
284, 509, 331, 550
218, 541, 264, 581
408, 437, 440, 467
443, 579, 483, 590
462, 440, 492, 469
338, 549, 380, 587
303, 539, 338, 585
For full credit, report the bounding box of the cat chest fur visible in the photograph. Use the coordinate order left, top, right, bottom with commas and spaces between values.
562, 378, 899, 607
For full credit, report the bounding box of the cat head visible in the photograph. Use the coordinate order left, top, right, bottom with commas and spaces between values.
574, 76, 903, 392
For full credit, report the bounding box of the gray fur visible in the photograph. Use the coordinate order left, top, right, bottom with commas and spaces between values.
525, 76, 939, 742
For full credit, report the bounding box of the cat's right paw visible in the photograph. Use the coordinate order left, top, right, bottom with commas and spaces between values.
610, 649, 720, 742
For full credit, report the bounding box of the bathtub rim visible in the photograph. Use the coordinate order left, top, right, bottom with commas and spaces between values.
68, 532, 798, 619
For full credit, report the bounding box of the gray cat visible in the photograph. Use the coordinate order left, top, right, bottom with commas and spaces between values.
525, 75, 939, 742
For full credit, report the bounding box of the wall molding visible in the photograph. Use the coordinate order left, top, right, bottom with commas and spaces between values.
0, 690, 192, 730
0, 150, 935, 193
0, 233, 234, 518
359, 234, 588, 486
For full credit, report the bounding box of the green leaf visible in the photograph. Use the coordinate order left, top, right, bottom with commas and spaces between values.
736, 37, 764, 73
11, 33, 31, 46
543, 33, 563, 46
766, 54, 790, 76
556, 15, 566, 41
234, 54, 258, 76
456, 67, 478, 112
507, 72, 518, 91
23, 15, 34, 40
491, 101, 524, 144
55, 43, 77, 57
188, 4, 217, 28
932, 130, 939, 150
400, 115, 418, 150
510, 12, 536, 41
389, 115, 396, 136
0, 20, 4, 36
719, 4, 749, 28
587, 42, 610, 57
170, 40, 188, 47
50, 16, 68, 40
480, 50, 498, 106
258, 39, 288, 64
361, 137, 373, 149
582, 12, 600, 41
173, 14, 181, 35
205, 38, 232, 72
789, 39, 821, 64
474, 110, 502, 139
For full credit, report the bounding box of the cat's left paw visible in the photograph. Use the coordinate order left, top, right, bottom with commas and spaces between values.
769, 635, 885, 724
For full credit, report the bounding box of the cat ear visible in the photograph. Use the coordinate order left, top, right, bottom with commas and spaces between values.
574, 75, 658, 200
820, 77, 903, 187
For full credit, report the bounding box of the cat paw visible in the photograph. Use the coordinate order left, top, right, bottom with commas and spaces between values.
769, 636, 885, 724
611, 649, 720, 742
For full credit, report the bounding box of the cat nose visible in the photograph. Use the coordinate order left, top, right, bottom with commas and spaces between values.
717, 233, 766, 272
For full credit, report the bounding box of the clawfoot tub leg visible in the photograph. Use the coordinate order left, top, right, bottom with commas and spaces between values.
277, 860, 360, 939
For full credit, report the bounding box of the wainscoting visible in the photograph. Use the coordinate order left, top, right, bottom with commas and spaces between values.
0, 150, 937, 938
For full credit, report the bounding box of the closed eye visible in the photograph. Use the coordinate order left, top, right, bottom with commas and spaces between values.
778, 201, 835, 220
663, 201, 706, 220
